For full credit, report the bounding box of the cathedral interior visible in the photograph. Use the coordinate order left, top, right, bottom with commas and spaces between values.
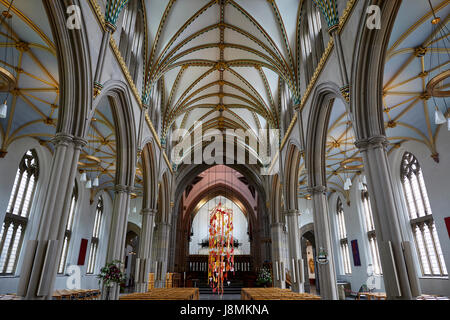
0, 0, 449, 302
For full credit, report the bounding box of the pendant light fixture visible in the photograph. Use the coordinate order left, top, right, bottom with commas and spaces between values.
80, 171, 87, 182
0, 100, 7, 118
85, 118, 94, 189
342, 113, 352, 192
435, 108, 446, 125
426, 0, 449, 128
362, 175, 367, 185
358, 175, 365, 191
93, 175, 99, 187
344, 177, 352, 191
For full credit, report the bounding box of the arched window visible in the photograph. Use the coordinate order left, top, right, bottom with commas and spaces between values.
118, 0, 144, 83
87, 197, 104, 274
300, 1, 325, 84
336, 197, 351, 274
58, 183, 78, 274
400, 152, 447, 276
361, 185, 382, 275
300, 6, 314, 83
0, 150, 39, 274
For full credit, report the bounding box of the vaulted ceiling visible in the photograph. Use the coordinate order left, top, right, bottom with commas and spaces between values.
317, 0, 450, 201
0, 0, 58, 155
143, 0, 304, 146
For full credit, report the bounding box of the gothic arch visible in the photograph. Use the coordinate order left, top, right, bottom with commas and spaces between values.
173, 164, 266, 224
183, 183, 257, 228
305, 81, 345, 188
91, 80, 138, 188
351, 0, 402, 141
44, 0, 92, 138
141, 141, 157, 210
158, 171, 170, 224
270, 174, 282, 224
284, 143, 303, 211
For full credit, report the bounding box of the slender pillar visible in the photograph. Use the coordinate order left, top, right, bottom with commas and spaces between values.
270, 222, 286, 289
286, 209, 305, 293
308, 186, 338, 300
93, 26, 113, 98
135, 208, 156, 293
355, 136, 420, 300
17, 134, 86, 300
93, 1, 128, 98
105, 184, 133, 300
154, 222, 171, 288
330, 31, 349, 89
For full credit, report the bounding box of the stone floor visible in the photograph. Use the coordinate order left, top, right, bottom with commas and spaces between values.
199, 293, 242, 300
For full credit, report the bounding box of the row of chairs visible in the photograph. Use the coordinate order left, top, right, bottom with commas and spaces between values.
241, 288, 321, 300
52, 289, 101, 300
120, 288, 199, 300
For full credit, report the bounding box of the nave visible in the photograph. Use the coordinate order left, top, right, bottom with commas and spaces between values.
0, 0, 449, 302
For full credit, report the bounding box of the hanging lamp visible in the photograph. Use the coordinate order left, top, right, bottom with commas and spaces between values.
0, 100, 7, 118
93, 176, 99, 187
426, 0, 449, 128
435, 109, 447, 124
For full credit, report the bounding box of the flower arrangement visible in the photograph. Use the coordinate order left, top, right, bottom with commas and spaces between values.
97, 260, 126, 288
256, 267, 272, 287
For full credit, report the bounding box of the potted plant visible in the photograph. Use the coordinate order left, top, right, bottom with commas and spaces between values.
256, 267, 272, 288
97, 260, 126, 300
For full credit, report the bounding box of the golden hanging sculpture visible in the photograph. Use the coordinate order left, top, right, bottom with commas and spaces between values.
208, 202, 234, 295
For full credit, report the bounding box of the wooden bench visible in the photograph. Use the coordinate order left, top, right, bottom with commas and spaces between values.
241, 288, 321, 300
120, 288, 199, 300
52, 289, 101, 300
356, 292, 387, 300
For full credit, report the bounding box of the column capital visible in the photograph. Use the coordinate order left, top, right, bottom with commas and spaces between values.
307, 185, 327, 195
141, 208, 157, 215
51, 133, 73, 147
285, 209, 300, 217
73, 137, 88, 149
114, 184, 134, 194
355, 135, 389, 152
157, 221, 171, 228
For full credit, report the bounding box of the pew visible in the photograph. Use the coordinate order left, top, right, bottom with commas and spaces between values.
241, 288, 321, 300
120, 288, 199, 300
52, 289, 101, 300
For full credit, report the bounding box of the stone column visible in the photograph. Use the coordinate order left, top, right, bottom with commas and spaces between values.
308, 186, 338, 300
105, 184, 133, 300
355, 136, 420, 300
270, 222, 286, 289
135, 208, 156, 293
17, 134, 86, 300
286, 209, 305, 293
154, 222, 171, 288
